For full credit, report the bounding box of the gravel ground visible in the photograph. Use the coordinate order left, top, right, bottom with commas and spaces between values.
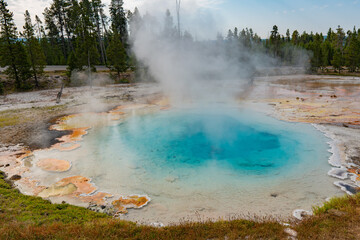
0, 83, 162, 149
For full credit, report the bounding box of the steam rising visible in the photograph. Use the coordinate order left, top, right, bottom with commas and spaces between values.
131, 10, 263, 106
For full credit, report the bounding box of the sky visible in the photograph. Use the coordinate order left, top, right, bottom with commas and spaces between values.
6, 0, 360, 39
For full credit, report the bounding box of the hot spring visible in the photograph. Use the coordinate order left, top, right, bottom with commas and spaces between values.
37, 106, 341, 223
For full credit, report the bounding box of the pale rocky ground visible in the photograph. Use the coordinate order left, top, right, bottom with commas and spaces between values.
0, 74, 360, 224
0, 83, 162, 148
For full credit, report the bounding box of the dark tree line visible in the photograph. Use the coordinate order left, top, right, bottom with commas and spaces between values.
264, 25, 360, 72
0, 0, 130, 91
1, 0, 360, 93
225, 24, 360, 73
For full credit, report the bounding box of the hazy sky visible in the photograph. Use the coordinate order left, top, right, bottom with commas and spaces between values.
7, 0, 360, 39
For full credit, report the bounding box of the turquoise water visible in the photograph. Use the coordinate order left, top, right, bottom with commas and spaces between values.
93, 108, 321, 179
114, 110, 293, 172
55, 107, 341, 223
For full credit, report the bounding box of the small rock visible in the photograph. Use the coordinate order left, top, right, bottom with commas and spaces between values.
150, 222, 165, 228
284, 228, 297, 237
5, 164, 10, 167
280, 222, 290, 226
293, 209, 313, 220
101, 205, 106, 209
0, 165, 3, 168
270, 193, 278, 198
9, 175, 21, 181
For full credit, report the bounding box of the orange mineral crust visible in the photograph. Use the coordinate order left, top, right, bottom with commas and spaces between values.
36, 158, 71, 172
79, 192, 112, 205
57, 176, 97, 195
52, 143, 81, 151
37, 176, 113, 205
112, 195, 151, 214
349, 169, 360, 181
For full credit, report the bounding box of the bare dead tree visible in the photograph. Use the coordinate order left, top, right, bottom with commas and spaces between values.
56, 83, 65, 103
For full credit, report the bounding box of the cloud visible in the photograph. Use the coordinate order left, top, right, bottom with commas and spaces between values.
7, 0, 50, 29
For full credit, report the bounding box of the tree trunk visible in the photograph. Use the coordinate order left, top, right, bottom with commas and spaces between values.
28, 42, 39, 88
3, 16, 20, 87
56, 83, 64, 103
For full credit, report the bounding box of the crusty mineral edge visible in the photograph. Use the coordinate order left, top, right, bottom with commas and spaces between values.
0, 102, 172, 215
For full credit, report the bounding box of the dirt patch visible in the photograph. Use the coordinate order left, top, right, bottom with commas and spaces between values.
0, 109, 72, 150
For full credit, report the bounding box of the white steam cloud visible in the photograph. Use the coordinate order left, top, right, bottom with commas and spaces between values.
130, 3, 283, 106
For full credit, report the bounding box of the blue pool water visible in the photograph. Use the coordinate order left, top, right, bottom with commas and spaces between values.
56, 107, 342, 223
114, 110, 296, 173
92, 108, 323, 178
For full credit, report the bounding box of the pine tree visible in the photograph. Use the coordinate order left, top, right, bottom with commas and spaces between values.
109, 0, 127, 45
0, 0, 31, 89
163, 9, 176, 38
344, 29, 360, 72
286, 29, 291, 42
22, 10, 46, 87
106, 32, 127, 78
128, 7, 142, 39
309, 33, 324, 71
35, 15, 43, 39
332, 49, 343, 73
43, 7, 64, 64
92, 0, 107, 65
67, 0, 99, 75
106, 0, 129, 77
49, 0, 69, 61
0, 0, 19, 86
269, 25, 281, 57
331, 25, 345, 72
291, 30, 299, 45
13, 41, 32, 88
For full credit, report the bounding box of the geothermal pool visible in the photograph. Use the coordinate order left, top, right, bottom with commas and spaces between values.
38, 107, 342, 223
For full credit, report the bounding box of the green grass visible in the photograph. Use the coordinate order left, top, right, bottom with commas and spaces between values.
294, 194, 360, 239
0, 113, 21, 127
313, 194, 360, 215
